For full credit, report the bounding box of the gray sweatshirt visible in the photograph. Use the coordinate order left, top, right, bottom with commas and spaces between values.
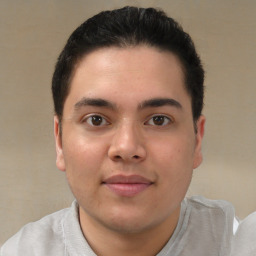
1, 196, 256, 256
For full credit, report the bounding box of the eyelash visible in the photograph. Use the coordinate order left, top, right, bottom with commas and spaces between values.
82, 114, 173, 127
82, 114, 109, 127
145, 115, 172, 126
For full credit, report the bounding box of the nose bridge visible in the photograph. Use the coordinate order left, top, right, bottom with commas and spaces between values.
108, 118, 146, 161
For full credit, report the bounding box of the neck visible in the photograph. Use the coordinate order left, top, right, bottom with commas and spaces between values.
79, 206, 181, 256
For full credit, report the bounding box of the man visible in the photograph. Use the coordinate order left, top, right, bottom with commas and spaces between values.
1, 6, 255, 256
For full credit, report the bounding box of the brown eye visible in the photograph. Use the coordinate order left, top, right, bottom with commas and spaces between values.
153, 116, 165, 125
146, 115, 171, 126
85, 115, 108, 126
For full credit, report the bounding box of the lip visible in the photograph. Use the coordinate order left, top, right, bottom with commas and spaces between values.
102, 175, 153, 197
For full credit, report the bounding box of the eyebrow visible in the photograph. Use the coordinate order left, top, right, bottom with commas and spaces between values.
73, 97, 182, 112
139, 98, 182, 110
74, 97, 116, 110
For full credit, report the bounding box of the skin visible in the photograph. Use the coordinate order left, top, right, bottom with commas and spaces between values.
54, 46, 205, 256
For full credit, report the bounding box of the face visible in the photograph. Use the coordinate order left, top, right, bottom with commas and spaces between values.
54, 46, 205, 235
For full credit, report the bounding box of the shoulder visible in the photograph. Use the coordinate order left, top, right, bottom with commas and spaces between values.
185, 196, 256, 255
185, 196, 236, 238
231, 211, 256, 255
186, 195, 236, 217
0, 205, 72, 256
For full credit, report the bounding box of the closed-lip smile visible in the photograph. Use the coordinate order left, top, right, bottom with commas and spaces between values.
102, 174, 153, 197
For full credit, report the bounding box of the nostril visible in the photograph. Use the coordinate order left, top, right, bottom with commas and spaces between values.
113, 155, 140, 161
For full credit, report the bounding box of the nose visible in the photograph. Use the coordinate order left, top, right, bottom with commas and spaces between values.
108, 122, 146, 163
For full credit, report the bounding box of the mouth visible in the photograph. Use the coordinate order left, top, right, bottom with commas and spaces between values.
102, 174, 153, 197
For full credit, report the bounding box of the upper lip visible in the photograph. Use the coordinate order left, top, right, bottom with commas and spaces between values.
103, 175, 153, 184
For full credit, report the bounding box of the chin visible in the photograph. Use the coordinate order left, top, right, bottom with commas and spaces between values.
103, 218, 154, 234
98, 208, 162, 235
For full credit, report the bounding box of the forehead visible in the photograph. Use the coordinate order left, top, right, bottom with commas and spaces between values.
73, 46, 185, 82
64, 46, 191, 114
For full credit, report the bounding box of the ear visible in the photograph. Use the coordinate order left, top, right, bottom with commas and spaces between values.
193, 115, 205, 169
54, 116, 66, 172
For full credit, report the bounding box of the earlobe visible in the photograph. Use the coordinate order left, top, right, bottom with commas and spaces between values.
54, 116, 66, 172
193, 115, 205, 169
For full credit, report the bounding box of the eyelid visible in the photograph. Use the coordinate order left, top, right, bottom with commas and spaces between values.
144, 114, 173, 126
81, 113, 110, 126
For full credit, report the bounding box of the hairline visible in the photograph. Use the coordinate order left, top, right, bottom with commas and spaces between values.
58, 44, 194, 121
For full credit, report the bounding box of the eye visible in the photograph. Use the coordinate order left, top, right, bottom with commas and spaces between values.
83, 115, 109, 126
145, 115, 172, 126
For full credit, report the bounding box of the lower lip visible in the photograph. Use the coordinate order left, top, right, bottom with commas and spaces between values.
104, 183, 151, 197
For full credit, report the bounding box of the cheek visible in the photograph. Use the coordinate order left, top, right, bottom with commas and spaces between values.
62, 134, 108, 176
63, 137, 108, 202
149, 135, 195, 187
150, 135, 195, 164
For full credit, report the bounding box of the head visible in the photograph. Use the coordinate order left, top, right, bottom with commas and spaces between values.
52, 6, 205, 249
52, 6, 204, 127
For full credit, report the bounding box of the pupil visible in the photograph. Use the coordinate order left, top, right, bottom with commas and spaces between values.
92, 116, 102, 126
153, 116, 164, 125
